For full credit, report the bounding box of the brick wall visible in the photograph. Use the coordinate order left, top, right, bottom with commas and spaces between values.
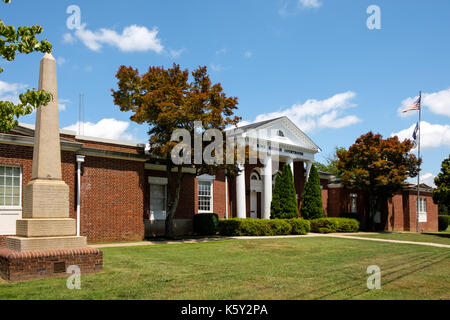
0, 141, 148, 243
80, 156, 146, 242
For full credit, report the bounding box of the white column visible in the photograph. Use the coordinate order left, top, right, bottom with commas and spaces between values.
76, 155, 85, 237
263, 154, 273, 220
236, 163, 246, 219
305, 161, 313, 181
287, 158, 294, 177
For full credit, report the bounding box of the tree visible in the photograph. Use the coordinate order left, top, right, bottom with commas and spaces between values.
112, 63, 241, 238
433, 155, 449, 215
0, 0, 53, 132
271, 164, 299, 219
315, 147, 346, 176
337, 132, 420, 229
300, 164, 325, 220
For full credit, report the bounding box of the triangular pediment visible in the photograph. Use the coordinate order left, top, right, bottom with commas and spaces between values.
236, 117, 321, 153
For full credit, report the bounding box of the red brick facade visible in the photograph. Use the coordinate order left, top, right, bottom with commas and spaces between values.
0, 129, 440, 244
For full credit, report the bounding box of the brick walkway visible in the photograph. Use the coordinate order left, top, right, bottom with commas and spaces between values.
89, 232, 450, 249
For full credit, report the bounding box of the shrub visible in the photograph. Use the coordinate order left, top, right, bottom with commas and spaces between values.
438, 215, 450, 232
218, 219, 242, 236
310, 218, 338, 234
268, 220, 292, 235
300, 164, 325, 220
310, 218, 360, 233
218, 219, 309, 236
288, 219, 311, 235
193, 213, 219, 236
271, 165, 299, 219
330, 218, 360, 232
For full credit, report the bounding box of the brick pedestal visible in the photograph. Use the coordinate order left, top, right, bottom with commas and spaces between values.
0, 247, 102, 282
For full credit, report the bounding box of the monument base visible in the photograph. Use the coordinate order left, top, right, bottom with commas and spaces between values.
0, 247, 102, 282
6, 236, 87, 253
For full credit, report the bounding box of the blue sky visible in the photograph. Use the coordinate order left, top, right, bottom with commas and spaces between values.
1, 0, 449, 185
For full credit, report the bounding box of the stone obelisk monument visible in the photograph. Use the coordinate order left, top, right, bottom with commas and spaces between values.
6, 54, 86, 252
0, 54, 102, 281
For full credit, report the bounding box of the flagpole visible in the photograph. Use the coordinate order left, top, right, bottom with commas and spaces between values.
416, 91, 422, 233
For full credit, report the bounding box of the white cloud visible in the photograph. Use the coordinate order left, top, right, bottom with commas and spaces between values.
72, 24, 164, 53
399, 88, 450, 117
210, 63, 225, 72
56, 57, 66, 66
216, 48, 227, 55
63, 33, 76, 44
244, 51, 253, 58
243, 91, 361, 132
407, 172, 436, 188
169, 48, 185, 58
63, 118, 135, 141
298, 0, 322, 9
58, 98, 70, 111
391, 121, 450, 150
0, 80, 28, 104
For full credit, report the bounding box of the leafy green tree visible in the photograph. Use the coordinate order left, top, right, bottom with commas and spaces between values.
271, 164, 300, 219
300, 164, 325, 220
0, 0, 53, 132
112, 63, 241, 238
433, 155, 449, 215
270, 172, 282, 219
337, 132, 420, 229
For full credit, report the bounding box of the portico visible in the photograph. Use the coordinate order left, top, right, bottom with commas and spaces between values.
230, 117, 321, 220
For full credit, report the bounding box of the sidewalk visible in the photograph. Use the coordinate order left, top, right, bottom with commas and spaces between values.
89, 232, 450, 249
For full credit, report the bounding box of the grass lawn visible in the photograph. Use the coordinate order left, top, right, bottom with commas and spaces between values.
0, 237, 449, 300
348, 232, 450, 246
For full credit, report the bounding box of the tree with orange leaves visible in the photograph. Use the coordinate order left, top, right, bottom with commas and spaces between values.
337, 132, 421, 230
112, 63, 241, 238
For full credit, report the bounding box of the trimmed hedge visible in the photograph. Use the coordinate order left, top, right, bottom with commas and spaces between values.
310, 218, 338, 234
289, 218, 311, 235
311, 218, 360, 234
218, 219, 310, 236
438, 215, 450, 232
193, 213, 219, 236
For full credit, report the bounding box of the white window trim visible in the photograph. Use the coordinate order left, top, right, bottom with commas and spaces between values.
149, 176, 168, 221
198, 178, 214, 214
417, 198, 427, 223
0, 165, 22, 211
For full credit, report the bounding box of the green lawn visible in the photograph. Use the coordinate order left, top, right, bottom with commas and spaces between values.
348, 232, 450, 246
0, 237, 449, 300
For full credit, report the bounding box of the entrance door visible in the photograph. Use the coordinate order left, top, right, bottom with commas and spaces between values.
250, 192, 258, 219
150, 184, 167, 221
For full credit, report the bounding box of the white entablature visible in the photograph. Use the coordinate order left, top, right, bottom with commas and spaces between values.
227, 116, 321, 162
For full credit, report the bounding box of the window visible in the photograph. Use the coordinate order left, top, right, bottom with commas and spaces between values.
150, 184, 166, 220
198, 181, 213, 213
277, 130, 285, 137
417, 198, 427, 222
350, 193, 358, 213
0, 165, 21, 207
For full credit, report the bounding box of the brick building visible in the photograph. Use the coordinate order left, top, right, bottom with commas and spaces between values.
0, 117, 438, 245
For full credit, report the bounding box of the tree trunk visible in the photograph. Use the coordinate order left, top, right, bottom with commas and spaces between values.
165, 164, 184, 239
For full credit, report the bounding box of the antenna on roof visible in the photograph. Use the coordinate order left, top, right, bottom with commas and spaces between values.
78, 93, 85, 135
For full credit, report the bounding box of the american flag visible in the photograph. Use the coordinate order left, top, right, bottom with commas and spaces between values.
402, 96, 421, 113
